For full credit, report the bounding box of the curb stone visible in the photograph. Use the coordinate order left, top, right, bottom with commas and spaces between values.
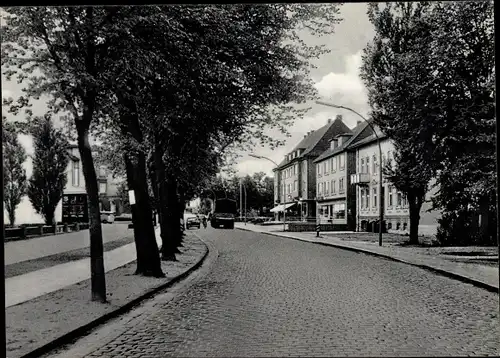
236, 227, 498, 294
19, 235, 209, 358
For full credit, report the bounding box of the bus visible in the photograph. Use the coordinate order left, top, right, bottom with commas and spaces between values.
211, 198, 237, 229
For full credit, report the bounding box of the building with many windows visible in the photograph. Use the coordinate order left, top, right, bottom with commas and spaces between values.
63, 143, 122, 223
313, 121, 372, 230
347, 124, 440, 235
271, 116, 351, 221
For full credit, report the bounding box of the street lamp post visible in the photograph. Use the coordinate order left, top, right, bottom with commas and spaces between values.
316, 100, 385, 246
249, 153, 281, 223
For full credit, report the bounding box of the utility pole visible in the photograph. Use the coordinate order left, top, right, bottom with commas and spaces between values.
316, 100, 385, 246
239, 180, 243, 222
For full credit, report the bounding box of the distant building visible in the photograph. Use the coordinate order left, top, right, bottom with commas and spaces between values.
346, 125, 440, 235
313, 121, 373, 230
63, 143, 122, 223
271, 116, 351, 221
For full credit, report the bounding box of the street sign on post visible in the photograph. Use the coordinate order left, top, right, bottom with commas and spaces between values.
128, 190, 136, 205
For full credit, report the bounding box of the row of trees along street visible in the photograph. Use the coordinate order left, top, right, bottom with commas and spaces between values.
3, 115, 69, 227
361, 1, 495, 246
1, 5, 342, 302
198, 172, 275, 216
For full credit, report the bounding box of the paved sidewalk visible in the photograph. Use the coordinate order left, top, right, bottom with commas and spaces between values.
5, 227, 161, 308
236, 223, 499, 292
4, 223, 131, 265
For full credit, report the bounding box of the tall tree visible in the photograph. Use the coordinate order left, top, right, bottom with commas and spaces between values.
27, 114, 69, 225
361, 2, 436, 244
2, 122, 27, 227
1, 6, 123, 301
426, 1, 495, 245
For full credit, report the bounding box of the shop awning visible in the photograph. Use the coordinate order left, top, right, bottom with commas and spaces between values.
270, 202, 296, 213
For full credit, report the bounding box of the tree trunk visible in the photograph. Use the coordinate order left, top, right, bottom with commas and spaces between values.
164, 174, 181, 259
124, 155, 147, 275
75, 121, 106, 302
478, 194, 490, 243
170, 177, 184, 248
7, 201, 15, 227
153, 143, 177, 261
45, 210, 55, 226
118, 94, 164, 277
407, 192, 423, 245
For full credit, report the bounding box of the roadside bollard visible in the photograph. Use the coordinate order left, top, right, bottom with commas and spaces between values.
316, 223, 320, 237
39, 225, 44, 236
21, 226, 27, 240
63, 223, 68, 233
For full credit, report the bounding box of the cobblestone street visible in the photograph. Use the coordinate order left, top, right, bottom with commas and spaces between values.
53, 228, 499, 357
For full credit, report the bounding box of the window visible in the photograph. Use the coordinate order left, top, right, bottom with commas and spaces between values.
339, 178, 344, 193
293, 180, 297, 192
317, 183, 321, 194
333, 203, 346, 219
339, 154, 345, 170
397, 191, 402, 206
388, 186, 393, 207
330, 158, 334, 173
366, 188, 370, 208
361, 188, 366, 208
360, 158, 364, 173
99, 182, 107, 194
332, 157, 337, 171
317, 164, 321, 175
331, 180, 335, 194
323, 161, 327, 174
295, 164, 299, 175
373, 155, 377, 174
402, 194, 408, 207
325, 181, 329, 195
366, 157, 370, 174
72, 160, 80, 187
373, 187, 377, 208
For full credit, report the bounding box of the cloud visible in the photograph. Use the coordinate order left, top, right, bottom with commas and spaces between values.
235, 52, 370, 178
314, 51, 368, 112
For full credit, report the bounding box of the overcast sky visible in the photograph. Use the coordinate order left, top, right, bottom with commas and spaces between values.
1, 3, 375, 179
235, 3, 375, 177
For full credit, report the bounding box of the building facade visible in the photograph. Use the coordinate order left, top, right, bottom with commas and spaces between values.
63, 143, 122, 223
271, 116, 351, 221
313, 121, 372, 230
348, 127, 441, 235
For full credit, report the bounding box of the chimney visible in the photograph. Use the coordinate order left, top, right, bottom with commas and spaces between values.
327, 118, 332, 124
335, 115, 342, 121
357, 120, 362, 126
330, 138, 338, 150
304, 134, 307, 138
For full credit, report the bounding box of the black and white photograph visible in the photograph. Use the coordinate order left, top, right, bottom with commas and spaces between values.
1, 2, 498, 357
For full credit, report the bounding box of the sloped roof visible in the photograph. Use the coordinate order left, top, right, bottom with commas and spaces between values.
275, 117, 351, 170
347, 131, 388, 149
313, 120, 369, 163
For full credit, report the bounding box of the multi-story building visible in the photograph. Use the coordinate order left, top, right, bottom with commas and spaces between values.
63, 143, 122, 223
347, 124, 440, 235
271, 115, 351, 221
313, 121, 372, 230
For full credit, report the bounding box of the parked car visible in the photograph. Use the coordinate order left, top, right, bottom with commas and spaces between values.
186, 217, 201, 230
100, 211, 115, 224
